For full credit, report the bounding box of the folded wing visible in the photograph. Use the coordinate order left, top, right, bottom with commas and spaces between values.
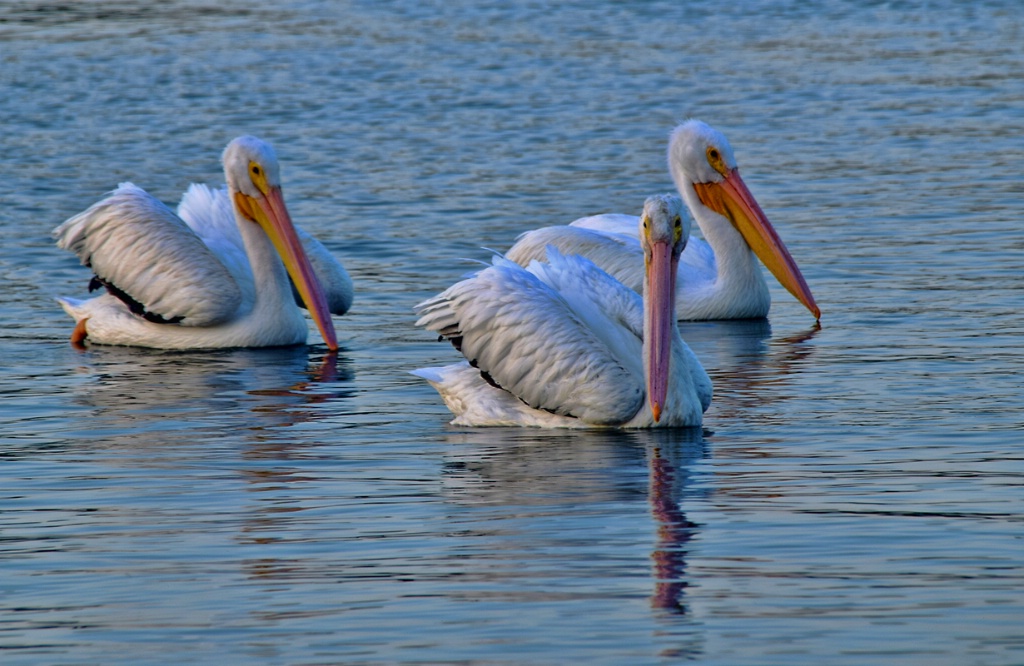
416, 252, 645, 426
53, 183, 242, 327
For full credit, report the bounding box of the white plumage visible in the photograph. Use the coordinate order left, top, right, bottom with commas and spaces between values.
177, 183, 355, 317
414, 194, 712, 429
53, 136, 351, 350
506, 120, 819, 321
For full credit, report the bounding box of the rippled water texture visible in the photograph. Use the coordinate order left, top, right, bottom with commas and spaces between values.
1, 1, 1022, 664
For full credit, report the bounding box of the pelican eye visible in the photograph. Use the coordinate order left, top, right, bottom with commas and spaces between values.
705, 146, 728, 176
247, 160, 270, 194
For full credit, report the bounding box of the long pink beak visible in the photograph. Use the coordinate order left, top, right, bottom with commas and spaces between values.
646, 239, 677, 422
694, 169, 820, 320
236, 187, 339, 350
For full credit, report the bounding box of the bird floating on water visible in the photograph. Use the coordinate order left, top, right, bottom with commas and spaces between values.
506, 120, 820, 321
413, 194, 712, 428
53, 136, 352, 350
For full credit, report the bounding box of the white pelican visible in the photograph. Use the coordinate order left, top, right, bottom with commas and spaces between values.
413, 194, 712, 428
53, 136, 351, 350
506, 120, 820, 321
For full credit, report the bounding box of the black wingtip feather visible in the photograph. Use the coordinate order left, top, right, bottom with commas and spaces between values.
91, 274, 184, 325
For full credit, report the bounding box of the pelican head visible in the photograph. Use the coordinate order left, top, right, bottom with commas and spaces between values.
223, 136, 338, 350
639, 193, 687, 422
668, 121, 738, 185
223, 136, 283, 198
668, 120, 820, 321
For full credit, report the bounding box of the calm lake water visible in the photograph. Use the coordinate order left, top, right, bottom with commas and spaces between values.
1, 1, 1022, 663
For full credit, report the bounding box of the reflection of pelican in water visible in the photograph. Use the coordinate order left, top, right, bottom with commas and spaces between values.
61, 346, 356, 590
438, 428, 706, 623
67, 346, 354, 435
440, 429, 649, 505
647, 438, 703, 614
679, 319, 820, 422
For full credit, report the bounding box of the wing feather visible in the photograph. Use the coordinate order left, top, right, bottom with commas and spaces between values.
176, 183, 255, 308
416, 252, 644, 426
506, 225, 644, 293
570, 212, 641, 236
53, 183, 242, 326
525, 248, 644, 339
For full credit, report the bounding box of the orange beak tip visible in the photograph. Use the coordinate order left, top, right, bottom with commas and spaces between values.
652, 403, 662, 423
